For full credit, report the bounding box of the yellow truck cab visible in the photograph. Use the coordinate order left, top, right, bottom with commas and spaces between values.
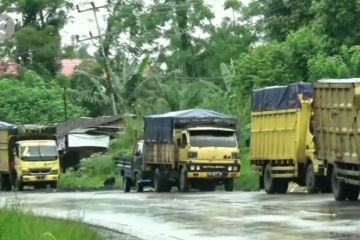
118, 109, 240, 192
0, 124, 60, 191
250, 83, 330, 194
176, 125, 240, 191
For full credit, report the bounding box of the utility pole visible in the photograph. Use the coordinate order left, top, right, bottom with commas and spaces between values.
76, 2, 118, 116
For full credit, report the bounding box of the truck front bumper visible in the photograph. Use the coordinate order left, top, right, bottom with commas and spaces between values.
187, 172, 240, 179
21, 174, 59, 183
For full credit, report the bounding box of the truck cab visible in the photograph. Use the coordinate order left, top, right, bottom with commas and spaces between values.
14, 139, 60, 190
0, 124, 60, 191
176, 127, 240, 188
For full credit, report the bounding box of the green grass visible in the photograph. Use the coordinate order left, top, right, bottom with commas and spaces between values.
234, 148, 259, 191
0, 208, 102, 240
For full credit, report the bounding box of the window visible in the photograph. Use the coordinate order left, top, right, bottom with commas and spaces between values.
189, 130, 237, 148
20, 145, 58, 161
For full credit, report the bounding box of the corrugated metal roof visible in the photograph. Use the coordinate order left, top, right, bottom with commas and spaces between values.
56, 115, 124, 138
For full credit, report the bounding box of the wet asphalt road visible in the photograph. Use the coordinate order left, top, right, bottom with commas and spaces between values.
0, 190, 359, 240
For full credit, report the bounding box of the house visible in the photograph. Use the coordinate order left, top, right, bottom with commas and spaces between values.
56, 115, 125, 171
0, 59, 19, 75
0, 58, 82, 76
60, 59, 82, 76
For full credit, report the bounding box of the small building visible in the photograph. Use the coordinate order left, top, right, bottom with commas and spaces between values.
56, 115, 124, 171
0, 59, 19, 75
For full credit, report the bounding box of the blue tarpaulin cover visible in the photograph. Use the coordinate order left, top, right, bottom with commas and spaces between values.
144, 109, 237, 143
252, 83, 313, 112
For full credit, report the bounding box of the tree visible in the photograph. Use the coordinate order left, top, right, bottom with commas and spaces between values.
244, 0, 314, 41
1, 0, 70, 75
105, 0, 215, 78
0, 70, 87, 124
312, 0, 360, 52
308, 46, 360, 81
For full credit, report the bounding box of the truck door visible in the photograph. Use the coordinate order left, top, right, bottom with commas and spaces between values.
178, 132, 188, 161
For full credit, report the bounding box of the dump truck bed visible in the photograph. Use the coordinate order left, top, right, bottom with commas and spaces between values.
250, 83, 313, 162
314, 79, 360, 165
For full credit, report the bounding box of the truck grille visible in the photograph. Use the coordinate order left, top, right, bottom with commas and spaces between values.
29, 168, 51, 175
198, 165, 227, 171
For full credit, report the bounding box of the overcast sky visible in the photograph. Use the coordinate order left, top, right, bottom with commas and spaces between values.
61, 0, 250, 47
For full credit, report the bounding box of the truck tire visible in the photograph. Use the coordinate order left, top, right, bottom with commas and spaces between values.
123, 177, 131, 193
136, 181, 144, 192
224, 179, 234, 192
154, 168, 165, 192
345, 184, 359, 201
180, 168, 190, 192
264, 164, 276, 194
331, 169, 346, 201
0, 174, 11, 191
18, 181, 24, 191
306, 163, 320, 194
50, 182, 57, 189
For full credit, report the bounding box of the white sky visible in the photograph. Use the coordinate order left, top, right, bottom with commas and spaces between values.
61, 0, 251, 48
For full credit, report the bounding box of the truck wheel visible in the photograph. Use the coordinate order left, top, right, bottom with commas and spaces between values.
331, 169, 346, 201
0, 175, 11, 191
123, 177, 131, 193
18, 181, 24, 191
345, 184, 359, 201
224, 179, 234, 192
276, 179, 288, 194
306, 163, 320, 194
136, 181, 144, 192
264, 164, 276, 194
51, 182, 57, 189
180, 168, 190, 192
154, 168, 164, 192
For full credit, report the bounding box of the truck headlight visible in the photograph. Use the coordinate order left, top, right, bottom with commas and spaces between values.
190, 165, 195, 171
196, 165, 201, 171
233, 165, 239, 171
232, 152, 240, 160
228, 166, 233, 171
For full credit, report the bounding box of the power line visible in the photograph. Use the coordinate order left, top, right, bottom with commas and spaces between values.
76, 1, 118, 116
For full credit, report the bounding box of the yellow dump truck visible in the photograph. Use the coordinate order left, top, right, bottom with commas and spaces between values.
0, 124, 60, 191
250, 83, 330, 194
118, 109, 240, 192
314, 79, 360, 201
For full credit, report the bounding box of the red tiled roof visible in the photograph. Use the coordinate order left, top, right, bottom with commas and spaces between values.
0, 59, 83, 76
0, 60, 19, 75
60, 59, 82, 76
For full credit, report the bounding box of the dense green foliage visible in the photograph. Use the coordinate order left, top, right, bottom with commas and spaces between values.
0, 208, 102, 240
58, 118, 140, 189
0, 70, 86, 124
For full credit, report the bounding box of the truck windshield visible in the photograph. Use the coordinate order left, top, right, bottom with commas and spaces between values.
189, 130, 237, 148
21, 146, 58, 161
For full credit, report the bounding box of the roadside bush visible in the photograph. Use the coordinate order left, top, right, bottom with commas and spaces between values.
235, 149, 259, 191
0, 208, 101, 240
58, 117, 141, 189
